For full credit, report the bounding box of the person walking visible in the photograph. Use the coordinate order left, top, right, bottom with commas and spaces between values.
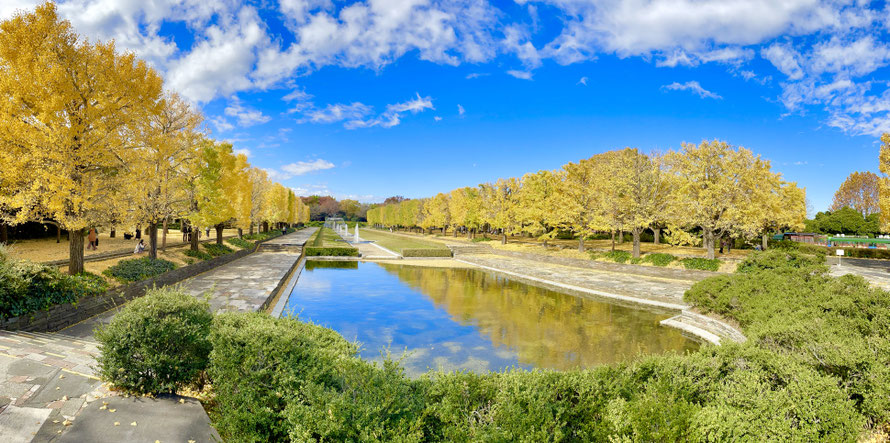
87, 228, 97, 250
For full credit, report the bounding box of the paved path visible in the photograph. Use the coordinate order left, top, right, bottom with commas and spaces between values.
0, 229, 317, 442
827, 256, 890, 290
458, 254, 694, 309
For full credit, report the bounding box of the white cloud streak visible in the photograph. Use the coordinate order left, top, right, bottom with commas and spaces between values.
662, 81, 722, 99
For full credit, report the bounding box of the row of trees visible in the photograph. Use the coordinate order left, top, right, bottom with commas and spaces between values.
368, 141, 807, 259
0, 4, 308, 273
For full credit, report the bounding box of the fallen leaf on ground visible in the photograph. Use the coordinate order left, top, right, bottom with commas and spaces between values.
113, 422, 120, 426
130, 422, 137, 426
99, 405, 107, 410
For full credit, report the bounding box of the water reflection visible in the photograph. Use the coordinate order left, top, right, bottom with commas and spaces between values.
283, 261, 698, 377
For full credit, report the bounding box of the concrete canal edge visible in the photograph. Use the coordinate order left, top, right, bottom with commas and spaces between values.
453, 258, 745, 346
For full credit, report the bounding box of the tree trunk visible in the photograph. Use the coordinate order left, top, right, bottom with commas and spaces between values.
578, 235, 585, 252
57, 225, 61, 243
501, 231, 507, 245
618, 230, 624, 244
452, 227, 457, 237
249, 223, 255, 235
238, 228, 243, 238
654, 227, 661, 245
632, 228, 641, 258
148, 223, 158, 260
162, 218, 168, 252
190, 226, 200, 252
762, 233, 768, 250
542, 239, 548, 248
69, 229, 85, 275
0, 223, 6, 245
611, 230, 616, 252
705, 229, 715, 260
216, 224, 224, 244
110, 228, 115, 238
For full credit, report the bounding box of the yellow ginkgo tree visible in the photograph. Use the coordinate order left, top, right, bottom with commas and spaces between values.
0, 3, 163, 273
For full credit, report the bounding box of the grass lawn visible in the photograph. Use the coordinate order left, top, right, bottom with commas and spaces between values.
310, 227, 354, 248
359, 228, 449, 254
7, 228, 242, 263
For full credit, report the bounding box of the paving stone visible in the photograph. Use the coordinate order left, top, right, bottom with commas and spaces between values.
0, 405, 52, 443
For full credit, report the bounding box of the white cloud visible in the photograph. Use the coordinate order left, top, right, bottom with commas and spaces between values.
506, 70, 533, 80
234, 148, 252, 158
434, 116, 442, 121
282, 159, 335, 176
282, 87, 313, 102
301, 102, 373, 124
224, 99, 271, 127
3, 0, 889, 136
662, 81, 722, 99
457, 104, 465, 116
292, 93, 434, 129
577, 76, 588, 86
465, 72, 489, 79
762, 43, 804, 80
344, 93, 434, 129
209, 116, 235, 133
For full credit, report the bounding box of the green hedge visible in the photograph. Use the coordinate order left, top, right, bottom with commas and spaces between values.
680, 257, 721, 271
184, 248, 212, 261
643, 253, 676, 266
102, 257, 176, 283
203, 242, 234, 257
227, 237, 254, 249
603, 250, 632, 263
304, 247, 359, 257
202, 312, 865, 441
99, 247, 887, 440
685, 249, 890, 423
208, 313, 360, 441
95, 287, 212, 394
401, 248, 452, 258
0, 247, 107, 319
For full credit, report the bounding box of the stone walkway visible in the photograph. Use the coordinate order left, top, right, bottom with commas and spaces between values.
457, 254, 693, 310
0, 229, 316, 442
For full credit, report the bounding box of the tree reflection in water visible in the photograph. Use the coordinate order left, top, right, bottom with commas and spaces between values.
284, 261, 698, 377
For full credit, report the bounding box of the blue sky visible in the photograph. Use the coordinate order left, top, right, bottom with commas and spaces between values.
3, 0, 890, 211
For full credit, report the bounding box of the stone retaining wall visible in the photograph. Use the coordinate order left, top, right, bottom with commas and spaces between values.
1, 235, 287, 332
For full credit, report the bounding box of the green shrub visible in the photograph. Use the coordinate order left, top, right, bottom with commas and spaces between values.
797, 243, 829, 256
401, 248, 452, 258
834, 247, 890, 260
768, 239, 800, 250
680, 257, 721, 271
736, 249, 826, 275
208, 313, 357, 441
643, 253, 676, 266
202, 242, 234, 257
603, 250, 632, 263
630, 257, 643, 264
0, 247, 107, 319
686, 255, 890, 422
227, 237, 254, 249
95, 287, 212, 394
304, 247, 360, 257
102, 257, 176, 282
471, 236, 493, 242
184, 248, 212, 261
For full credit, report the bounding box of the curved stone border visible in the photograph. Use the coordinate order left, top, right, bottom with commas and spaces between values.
454, 258, 746, 345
